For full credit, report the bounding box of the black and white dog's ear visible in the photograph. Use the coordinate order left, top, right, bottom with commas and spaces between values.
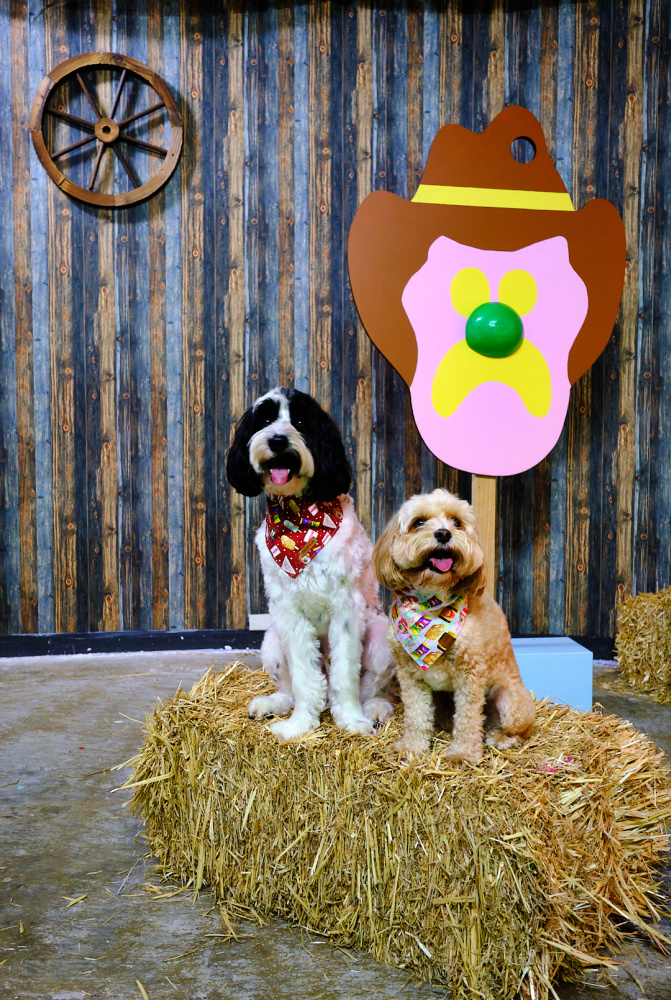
309, 407, 352, 502
226, 407, 263, 497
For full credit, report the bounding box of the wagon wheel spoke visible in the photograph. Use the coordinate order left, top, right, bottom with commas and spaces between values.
117, 133, 168, 157
46, 108, 96, 131
109, 69, 127, 120
117, 101, 165, 129
112, 143, 140, 189
88, 142, 105, 190
52, 133, 98, 160
76, 71, 103, 120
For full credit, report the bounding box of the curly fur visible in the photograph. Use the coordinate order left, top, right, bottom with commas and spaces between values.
373, 488, 535, 763
226, 388, 394, 741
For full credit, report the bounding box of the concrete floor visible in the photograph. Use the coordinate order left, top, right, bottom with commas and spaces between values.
1, 651, 670, 1000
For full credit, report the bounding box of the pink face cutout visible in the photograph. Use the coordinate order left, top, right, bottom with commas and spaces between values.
401, 235, 589, 476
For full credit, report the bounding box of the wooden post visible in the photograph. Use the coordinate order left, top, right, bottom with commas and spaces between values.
471, 474, 497, 598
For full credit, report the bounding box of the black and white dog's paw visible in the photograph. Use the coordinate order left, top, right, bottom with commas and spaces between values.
248, 692, 294, 719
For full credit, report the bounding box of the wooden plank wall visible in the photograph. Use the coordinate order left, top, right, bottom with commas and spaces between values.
0, 0, 669, 638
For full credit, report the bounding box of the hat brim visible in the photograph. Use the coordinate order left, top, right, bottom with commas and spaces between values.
348, 190, 626, 387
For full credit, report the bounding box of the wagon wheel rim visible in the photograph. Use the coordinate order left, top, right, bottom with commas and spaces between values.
29, 52, 183, 209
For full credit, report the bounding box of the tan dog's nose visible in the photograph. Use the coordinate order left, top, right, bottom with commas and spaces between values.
434, 528, 452, 545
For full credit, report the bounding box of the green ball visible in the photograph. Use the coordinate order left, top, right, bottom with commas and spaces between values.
465, 302, 524, 358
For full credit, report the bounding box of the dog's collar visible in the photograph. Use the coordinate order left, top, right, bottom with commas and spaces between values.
265, 494, 343, 577
391, 588, 468, 669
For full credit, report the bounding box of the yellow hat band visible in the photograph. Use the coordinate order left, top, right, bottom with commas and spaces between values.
412, 183, 575, 212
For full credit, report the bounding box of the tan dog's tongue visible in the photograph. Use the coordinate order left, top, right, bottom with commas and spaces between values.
270, 468, 290, 485
429, 556, 453, 573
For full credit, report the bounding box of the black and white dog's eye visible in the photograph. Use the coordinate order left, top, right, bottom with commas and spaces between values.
294, 419, 303, 429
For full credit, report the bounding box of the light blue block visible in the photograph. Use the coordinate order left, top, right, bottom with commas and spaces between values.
512, 637, 593, 711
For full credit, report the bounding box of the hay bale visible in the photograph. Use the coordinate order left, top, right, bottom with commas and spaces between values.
616, 586, 671, 702
124, 664, 671, 1000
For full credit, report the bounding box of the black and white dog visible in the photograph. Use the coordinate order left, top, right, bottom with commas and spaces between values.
226, 388, 393, 741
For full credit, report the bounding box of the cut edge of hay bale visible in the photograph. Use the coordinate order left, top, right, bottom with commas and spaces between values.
122, 663, 671, 1000
616, 586, 671, 702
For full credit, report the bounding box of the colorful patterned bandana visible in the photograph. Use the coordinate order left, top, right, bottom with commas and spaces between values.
265, 494, 343, 578
391, 589, 469, 669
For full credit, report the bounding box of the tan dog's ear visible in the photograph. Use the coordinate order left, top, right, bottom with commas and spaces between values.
372, 516, 407, 592
457, 564, 487, 597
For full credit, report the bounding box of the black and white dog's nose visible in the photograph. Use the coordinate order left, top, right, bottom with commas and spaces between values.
434, 528, 452, 545
268, 434, 289, 454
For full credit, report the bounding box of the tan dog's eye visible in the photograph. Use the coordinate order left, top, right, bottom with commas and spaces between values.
452, 517, 462, 530
410, 518, 426, 530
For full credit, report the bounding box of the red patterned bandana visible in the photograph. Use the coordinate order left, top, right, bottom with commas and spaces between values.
265, 494, 344, 578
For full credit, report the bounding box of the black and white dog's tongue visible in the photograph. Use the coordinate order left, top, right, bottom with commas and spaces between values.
270, 468, 290, 485
429, 555, 453, 573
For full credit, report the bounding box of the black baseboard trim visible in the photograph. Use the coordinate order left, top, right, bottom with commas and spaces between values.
0, 629, 614, 661
0, 629, 265, 658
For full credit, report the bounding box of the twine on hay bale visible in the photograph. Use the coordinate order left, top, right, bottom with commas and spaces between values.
123, 664, 671, 1000
616, 585, 671, 702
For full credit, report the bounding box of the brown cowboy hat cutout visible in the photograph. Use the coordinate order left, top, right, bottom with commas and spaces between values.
348, 106, 626, 476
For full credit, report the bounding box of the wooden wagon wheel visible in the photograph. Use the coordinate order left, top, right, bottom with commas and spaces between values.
30, 52, 183, 209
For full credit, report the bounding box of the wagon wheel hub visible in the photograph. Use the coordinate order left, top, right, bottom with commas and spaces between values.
94, 117, 120, 144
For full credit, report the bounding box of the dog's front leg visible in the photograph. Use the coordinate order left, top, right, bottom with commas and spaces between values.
327, 599, 375, 736
444, 673, 486, 764
392, 666, 434, 758
248, 622, 295, 719
267, 621, 326, 742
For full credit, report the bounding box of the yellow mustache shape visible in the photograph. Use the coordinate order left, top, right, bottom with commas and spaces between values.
431, 265, 551, 419
431, 339, 552, 419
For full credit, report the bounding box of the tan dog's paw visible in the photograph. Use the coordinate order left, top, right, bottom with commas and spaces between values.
485, 731, 524, 750
442, 740, 483, 765
390, 736, 430, 760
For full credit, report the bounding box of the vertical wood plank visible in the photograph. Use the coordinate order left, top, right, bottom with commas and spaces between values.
84, 0, 105, 631
126, 8, 155, 631
647, 3, 671, 594
564, 0, 599, 635
309, 1, 332, 408
354, 2, 373, 536
243, 6, 264, 617
404, 1, 424, 500
342, 1, 360, 509
225, 2, 247, 628
45, 1, 79, 633
180, 0, 208, 628
638, 1, 664, 596
0, 2, 20, 633
164, 0, 185, 630
435, 1, 468, 501
147, 0, 169, 630
597, 0, 627, 635
277, 1, 295, 390
530, 0, 560, 635
328, 7, 345, 436
439, 1, 462, 130
214, 4, 231, 628
547, 0, 575, 634
28, 0, 54, 633
614, 0, 644, 619
91, 0, 119, 632
10, 0, 38, 632
292, 3, 310, 395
